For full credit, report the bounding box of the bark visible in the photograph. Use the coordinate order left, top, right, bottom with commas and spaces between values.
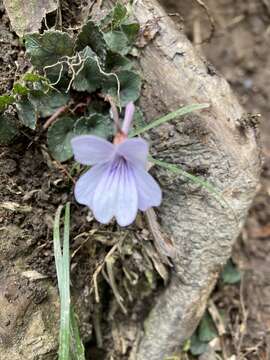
103, 0, 260, 359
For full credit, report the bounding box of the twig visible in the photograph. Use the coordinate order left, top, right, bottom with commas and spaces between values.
43, 105, 69, 130
56, 0, 63, 30
54, 159, 76, 185
145, 208, 176, 262
71, 230, 98, 259
193, 0, 215, 43
93, 305, 103, 348
105, 255, 127, 314
107, 96, 122, 134
91, 243, 119, 303
260, 0, 270, 18
208, 300, 226, 336
236, 275, 248, 358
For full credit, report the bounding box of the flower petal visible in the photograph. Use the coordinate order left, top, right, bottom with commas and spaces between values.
115, 162, 138, 226
132, 165, 162, 211
92, 158, 138, 226
116, 138, 149, 167
122, 102, 135, 135
74, 163, 108, 207
71, 135, 114, 165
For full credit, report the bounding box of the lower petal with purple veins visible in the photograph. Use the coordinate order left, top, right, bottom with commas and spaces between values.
115, 161, 138, 226
74, 163, 109, 208
92, 158, 138, 226
131, 164, 162, 211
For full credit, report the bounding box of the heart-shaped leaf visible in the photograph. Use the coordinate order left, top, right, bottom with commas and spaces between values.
221, 259, 241, 284
100, 3, 127, 30
72, 47, 105, 93
47, 116, 77, 162
104, 31, 131, 55
29, 89, 69, 118
16, 98, 37, 129
74, 114, 114, 139
75, 21, 107, 61
25, 31, 74, 68
198, 311, 218, 342
102, 70, 141, 106
105, 51, 133, 72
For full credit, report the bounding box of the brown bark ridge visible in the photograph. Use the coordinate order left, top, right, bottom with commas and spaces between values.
104, 0, 261, 359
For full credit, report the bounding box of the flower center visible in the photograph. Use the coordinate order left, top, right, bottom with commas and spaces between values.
113, 131, 128, 145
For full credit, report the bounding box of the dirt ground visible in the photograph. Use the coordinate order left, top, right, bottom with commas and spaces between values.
163, 0, 270, 358
1, 0, 270, 359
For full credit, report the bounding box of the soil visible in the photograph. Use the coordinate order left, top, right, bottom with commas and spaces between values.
1, 0, 270, 359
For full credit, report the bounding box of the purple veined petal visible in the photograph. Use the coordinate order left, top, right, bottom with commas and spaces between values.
131, 164, 162, 211
115, 161, 138, 226
71, 135, 114, 165
74, 163, 109, 207
116, 138, 149, 168
92, 158, 138, 226
122, 102, 135, 135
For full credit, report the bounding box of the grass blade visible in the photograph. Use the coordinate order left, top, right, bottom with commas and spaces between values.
59, 203, 71, 360
53, 205, 64, 294
70, 307, 86, 360
149, 157, 227, 208
130, 103, 209, 137
53, 203, 71, 360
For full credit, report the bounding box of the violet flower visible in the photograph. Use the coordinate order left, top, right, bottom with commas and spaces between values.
71, 102, 162, 226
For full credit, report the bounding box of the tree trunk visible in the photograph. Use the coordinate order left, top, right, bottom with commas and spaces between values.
102, 0, 260, 359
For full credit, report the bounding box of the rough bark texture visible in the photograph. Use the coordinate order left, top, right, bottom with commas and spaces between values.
102, 0, 260, 359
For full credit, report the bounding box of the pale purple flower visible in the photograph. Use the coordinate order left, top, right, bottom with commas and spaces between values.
71, 102, 162, 226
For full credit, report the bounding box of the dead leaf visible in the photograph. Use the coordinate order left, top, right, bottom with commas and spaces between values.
21, 270, 48, 281
0, 201, 32, 213
3, 0, 58, 37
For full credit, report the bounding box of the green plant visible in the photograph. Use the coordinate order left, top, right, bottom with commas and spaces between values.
53, 203, 85, 359
0, 4, 141, 161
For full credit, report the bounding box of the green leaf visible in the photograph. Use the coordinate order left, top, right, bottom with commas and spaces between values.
29, 89, 69, 118
121, 23, 140, 43
70, 307, 85, 360
100, 3, 128, 30
23, 72, 47, 82
53, 203, 71, 360
190, 334, 209, 356
47, 116, 77, 162
72, 47, 104, 93
0, 113, 18, 144
105, 50, 133, 72
25, 31, 74, 68
12, 83, 29, 96
221, 259, 241, 284
130, 103, 210, 137
16, 97, 37, 129
74, 114, 114, 139
104, 31, 131, 55
132, 107, 146, 130
102, 69, 141, 106
0, 95, 15, 112
3, 0, 57, 37
111, 3, 128, 28
75, 21, 107, 60
198, 311, 218, 342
